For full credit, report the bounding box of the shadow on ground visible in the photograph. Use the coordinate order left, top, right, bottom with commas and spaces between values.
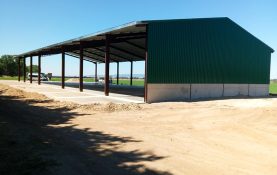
0, 88, 171, 175
42, 81, 145, 97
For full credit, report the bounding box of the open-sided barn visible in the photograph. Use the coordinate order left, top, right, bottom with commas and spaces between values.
16, 17, 274, 103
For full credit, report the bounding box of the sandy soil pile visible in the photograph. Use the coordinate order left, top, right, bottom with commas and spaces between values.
79, 102, 141, 112
0, 84, 51, 101
0, 84, 141, 112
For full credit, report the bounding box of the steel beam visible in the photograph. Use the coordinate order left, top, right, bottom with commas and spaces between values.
85, 48, 131, 62
104, 35, 110, 96
20, 35, 146, 58
94, 47, 131, 61
130, 61, 133, 86
117, 62, 119, 85
66, 53, 96, 63
144, 26, 148, 103
125, 40, 145, 50
135, 24, 147, 27
79, 35, 146, 49
61, 51, 65, 89
83, 50, 106, 61
23, 57, 26, 82
85, 50, 104, 58
18, 58, 21, 82
109, 45, 144, 59
38, 55, 41, 85
71, 50, 104, 63
79, 43, 84, 92
30, 56, 33, 83
111, 35, 146, 43
95, 62, 97, 82
106, 32, 146, 38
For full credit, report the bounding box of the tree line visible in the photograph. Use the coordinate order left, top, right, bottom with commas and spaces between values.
0, 55, 38, 76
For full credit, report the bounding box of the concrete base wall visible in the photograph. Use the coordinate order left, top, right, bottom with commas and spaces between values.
249, 84, 269, 96
191, 84, 223, 99
223, 84, 249, 96
147, 83, 269, 103
147, 84, 191, 102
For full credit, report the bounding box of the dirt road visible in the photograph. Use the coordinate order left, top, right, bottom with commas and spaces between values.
1, 83, 277, 175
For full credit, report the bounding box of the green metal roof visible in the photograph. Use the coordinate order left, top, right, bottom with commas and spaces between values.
144, 17, 274, 53
17, 17, 274, 62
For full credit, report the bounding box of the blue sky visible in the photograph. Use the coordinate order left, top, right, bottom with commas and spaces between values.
0, 0, 276, 78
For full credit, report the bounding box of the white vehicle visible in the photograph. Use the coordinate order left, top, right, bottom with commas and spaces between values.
27, 73, 49, 81
98, 77, 112, 84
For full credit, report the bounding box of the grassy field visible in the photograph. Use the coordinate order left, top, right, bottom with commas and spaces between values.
50, 77, 71, 82
0, 76, 21, 80
0, 76, 145, 86
50, 77, 94, 82
1, 76, 276, 91
270, 82, 277, 94
112, 79, 144, 86
50, 77, 144, 86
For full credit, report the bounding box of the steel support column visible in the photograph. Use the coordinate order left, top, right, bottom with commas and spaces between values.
38, 55, 41, 85
104, 35, 110, 96
94, 62, 97, 82
23, 57, 26, 82
61, 51, 65, 89
30, 56, 33, 83
79, 44, 84, 92
130, 61, 133, 86
18, 58, 21, 82
117, 62, 119, 85
144, 26, 148, 102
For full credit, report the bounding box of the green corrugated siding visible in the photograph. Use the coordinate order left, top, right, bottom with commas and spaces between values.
147, 18, 271, 84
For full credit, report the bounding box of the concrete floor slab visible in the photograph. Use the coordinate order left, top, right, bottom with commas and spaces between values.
0, 80, 144, 104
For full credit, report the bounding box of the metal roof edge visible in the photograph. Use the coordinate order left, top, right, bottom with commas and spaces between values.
226, 18, 274, 53
141, 17, 229, 23
142, 17, 274, 53
16, 17, 274, 58
17, 21, 144, 57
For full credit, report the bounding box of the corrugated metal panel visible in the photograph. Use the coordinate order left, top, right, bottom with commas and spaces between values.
147, 18, 272, 84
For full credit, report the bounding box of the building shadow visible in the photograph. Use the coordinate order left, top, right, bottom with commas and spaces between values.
42, 81, 145, 97
0, 89, 171, 175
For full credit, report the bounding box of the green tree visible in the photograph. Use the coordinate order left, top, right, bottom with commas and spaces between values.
0, 60, 4, 75
0, 55, 39, 77
26, 65, 38, 73
0, 55, 18, 76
